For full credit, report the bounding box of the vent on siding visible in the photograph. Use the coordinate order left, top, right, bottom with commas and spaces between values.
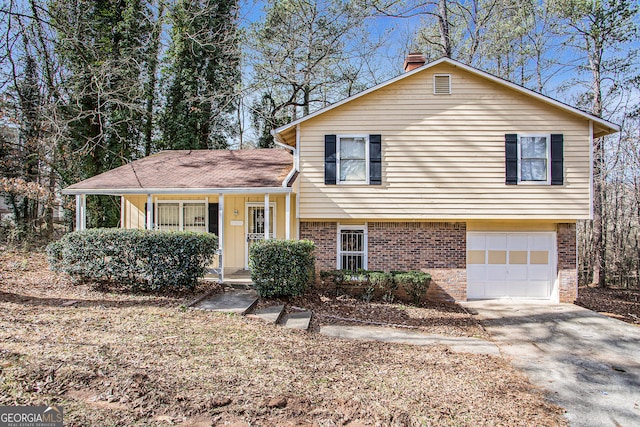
434, 74, 451, 94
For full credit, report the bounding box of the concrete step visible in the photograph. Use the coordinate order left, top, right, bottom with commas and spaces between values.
281, 311, 312, 330
247, 305, 285, 324
192, 289, 258, 315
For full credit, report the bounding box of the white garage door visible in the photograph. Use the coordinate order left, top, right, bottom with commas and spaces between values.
467, 232, 555, 299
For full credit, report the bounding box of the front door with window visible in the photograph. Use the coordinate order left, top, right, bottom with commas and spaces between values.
245, 203, 275, 268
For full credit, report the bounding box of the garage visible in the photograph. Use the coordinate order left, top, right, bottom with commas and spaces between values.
467, 232, 555, 299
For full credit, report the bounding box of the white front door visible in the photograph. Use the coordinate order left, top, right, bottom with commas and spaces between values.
245, 203, 275, 269
467, 232, 555, 299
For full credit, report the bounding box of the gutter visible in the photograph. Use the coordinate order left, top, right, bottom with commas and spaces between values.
273, 131, 299, 188
61, 186, 293, 196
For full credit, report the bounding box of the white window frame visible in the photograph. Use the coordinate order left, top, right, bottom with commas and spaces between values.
337, 223, 368, 270
517, 134, 551, 185
337, 134, 369, 185
154, 199, 208, 232
433, 74, 452, 95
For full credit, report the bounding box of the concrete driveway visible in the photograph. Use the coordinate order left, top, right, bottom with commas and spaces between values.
462, 301, 640, 427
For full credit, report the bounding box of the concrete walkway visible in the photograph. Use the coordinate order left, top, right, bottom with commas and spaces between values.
319, 324, 500, 355
462, 301, 640, 427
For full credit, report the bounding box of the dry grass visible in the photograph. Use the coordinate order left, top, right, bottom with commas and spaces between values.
0, 249, 566, 426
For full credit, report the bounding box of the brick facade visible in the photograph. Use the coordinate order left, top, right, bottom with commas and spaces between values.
300, 222, 337, 273
557, 223, 578, 303
301, 221, 467, 301
300, 221, 578, 303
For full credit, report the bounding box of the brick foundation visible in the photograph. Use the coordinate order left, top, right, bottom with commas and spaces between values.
301, 221, 467, 301
301, 221, 578, 303
557, 223, 577, 303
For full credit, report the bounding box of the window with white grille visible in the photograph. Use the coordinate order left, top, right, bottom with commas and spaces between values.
157, 201, 207, 232
338, 225, 367, 271
433, 74, 451, 94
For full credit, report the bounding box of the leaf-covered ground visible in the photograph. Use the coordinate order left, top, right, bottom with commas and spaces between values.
576, 285, 640, 325
0, 249, 566, 426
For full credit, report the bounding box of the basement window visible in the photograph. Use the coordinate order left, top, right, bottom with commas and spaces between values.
434, 74, 451, 94
338, 225, 367, 271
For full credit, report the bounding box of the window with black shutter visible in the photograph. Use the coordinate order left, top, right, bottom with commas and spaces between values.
505, 133, 564, 185
324, 134, 382, 185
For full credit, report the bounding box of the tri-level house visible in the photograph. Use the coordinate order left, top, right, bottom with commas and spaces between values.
63, 55, 619, 303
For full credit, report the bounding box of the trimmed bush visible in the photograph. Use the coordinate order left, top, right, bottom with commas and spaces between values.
368, 272, 397, 302
395, 271, 432, 305
249, 239, 315, 298
46, 228, 218, 290
318, 269, 432, 304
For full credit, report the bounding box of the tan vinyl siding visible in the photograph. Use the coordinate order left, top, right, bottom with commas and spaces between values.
298, 63, 591, 220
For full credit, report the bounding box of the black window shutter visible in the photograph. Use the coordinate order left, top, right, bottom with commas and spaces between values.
505, 134, 518, 185
369, 134, 382, 185
208, 203, 219, 235
325, 134, 337, 185
550, 134, 564, 185
144, 202, 155, 227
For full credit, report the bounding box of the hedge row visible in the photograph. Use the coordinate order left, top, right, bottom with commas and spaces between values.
47, 228, 218, 290
249, 239, 316, 297
320, 269, 432, 304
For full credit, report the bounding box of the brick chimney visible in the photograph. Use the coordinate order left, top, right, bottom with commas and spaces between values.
403, 52, 426, 72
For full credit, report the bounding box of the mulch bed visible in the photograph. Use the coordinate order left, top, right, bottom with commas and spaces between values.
576, 285, 640, 325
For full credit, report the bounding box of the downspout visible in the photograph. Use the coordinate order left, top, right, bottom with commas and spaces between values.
273, 138, 298, 188
272, 127, 300, 240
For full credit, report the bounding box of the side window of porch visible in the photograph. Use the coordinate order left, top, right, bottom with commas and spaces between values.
338, 225, 367, 271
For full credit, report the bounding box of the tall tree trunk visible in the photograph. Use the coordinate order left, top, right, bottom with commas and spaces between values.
438, 0, 452, 57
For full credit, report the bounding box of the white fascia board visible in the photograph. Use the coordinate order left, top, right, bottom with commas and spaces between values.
273, 57, 619, 137
61, 187, 293, 196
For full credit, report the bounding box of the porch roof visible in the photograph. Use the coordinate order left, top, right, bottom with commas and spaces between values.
63, 149, 295, 195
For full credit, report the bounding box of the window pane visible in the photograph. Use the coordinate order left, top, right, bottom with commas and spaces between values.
521, 137, 547, 158
341, 229, 364, 252
342, 254, 363, 271
340, 160, 366, 181
340, 137, 366, 159
339, 229, 365, 270
157, 203, 180, 231
521, 159, 547, 181
183, 203, 206, 232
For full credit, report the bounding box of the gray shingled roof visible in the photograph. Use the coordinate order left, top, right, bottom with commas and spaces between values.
63, 149, 294, 194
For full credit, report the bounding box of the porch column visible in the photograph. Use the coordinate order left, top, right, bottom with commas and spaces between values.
264, 193, 270, 240
75, 194, 86, 231
218, 195, 224, 282
146, 194, 153, 230
218, 194, 224, 251
285, 192, 291, 240
120, 196, 125, 229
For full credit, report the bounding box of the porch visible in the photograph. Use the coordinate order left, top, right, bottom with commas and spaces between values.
62, 149, 299, 283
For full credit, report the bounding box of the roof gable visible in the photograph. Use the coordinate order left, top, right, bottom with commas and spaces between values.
273, 57, 619, 144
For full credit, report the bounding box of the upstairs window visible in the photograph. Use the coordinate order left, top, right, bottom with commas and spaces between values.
339, 136, 368, 183
505, 133, 563, 186
325, 134, 381, 185
519, 135, 550, 183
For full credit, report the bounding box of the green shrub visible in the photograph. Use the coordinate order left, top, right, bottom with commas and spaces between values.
249, 239, 315, 298
395, 272, 432, 305
46, 228, 218, 290
368, 272, 397, 302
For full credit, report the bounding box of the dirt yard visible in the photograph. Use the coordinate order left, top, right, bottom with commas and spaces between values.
576, 285, 640, 325
0, 249, 566, 426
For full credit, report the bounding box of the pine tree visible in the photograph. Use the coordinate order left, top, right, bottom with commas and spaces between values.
159, 0, 240, 150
